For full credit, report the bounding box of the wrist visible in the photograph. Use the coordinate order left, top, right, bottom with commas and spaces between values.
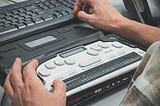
109, 17, 131, 33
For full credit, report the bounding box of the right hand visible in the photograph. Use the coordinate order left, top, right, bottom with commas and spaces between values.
73, 0, 127, 31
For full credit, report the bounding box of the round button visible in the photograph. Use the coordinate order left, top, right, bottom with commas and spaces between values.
97, 42, 110, 48
112, 42, 123, 48
45, 61, 56, 69
54, 58, 65, 66
87, 49, 99, 56
90, 45, 102, 51
64, 58, 75, 65
38, 70, 51, 77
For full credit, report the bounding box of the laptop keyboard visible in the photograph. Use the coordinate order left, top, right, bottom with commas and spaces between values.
0, 0, 76, 44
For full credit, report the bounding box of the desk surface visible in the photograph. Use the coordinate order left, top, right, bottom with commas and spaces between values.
0, 0, 131, 106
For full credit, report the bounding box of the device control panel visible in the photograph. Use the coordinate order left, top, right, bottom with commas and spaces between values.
37, 40, 145, 96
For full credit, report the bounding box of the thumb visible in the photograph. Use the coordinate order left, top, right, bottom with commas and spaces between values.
52, 80, 66, 96
77, 11, 94, 23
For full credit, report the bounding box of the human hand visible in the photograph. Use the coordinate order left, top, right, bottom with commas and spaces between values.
4, 58, 66, 106
73, 0, 127, 31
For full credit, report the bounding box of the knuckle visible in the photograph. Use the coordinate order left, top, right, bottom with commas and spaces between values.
14, 81, 24, 90
17, 83, 23, 88
24, 80, 36, 90
23, 66, 31, 76
23, 66, 30, 72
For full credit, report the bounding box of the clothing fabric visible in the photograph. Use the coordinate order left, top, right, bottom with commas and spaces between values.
120, 41, 160, 106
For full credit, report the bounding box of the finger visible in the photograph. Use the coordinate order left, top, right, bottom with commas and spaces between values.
81, 0, 95, 8
23, 59, 41, 84
73, 0, 95, 16
10, 58, 24, 90
4, 72, 14, 99
77, 11, 94, 22
73, 0, 83, 16
52, 80, 66, 97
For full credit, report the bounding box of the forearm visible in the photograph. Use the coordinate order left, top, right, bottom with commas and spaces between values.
113, 18, 160, 47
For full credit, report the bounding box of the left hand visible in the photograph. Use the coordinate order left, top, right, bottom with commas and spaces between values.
4, 58, 66, 106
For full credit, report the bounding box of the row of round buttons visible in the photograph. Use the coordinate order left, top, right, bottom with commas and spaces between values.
87, 41, 123, 56
39, 58, 76, 77
87, 42, 109, 56
45, 58, 76, 69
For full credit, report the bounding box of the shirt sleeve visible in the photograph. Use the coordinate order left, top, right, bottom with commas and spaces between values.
120, 41, 160, 106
